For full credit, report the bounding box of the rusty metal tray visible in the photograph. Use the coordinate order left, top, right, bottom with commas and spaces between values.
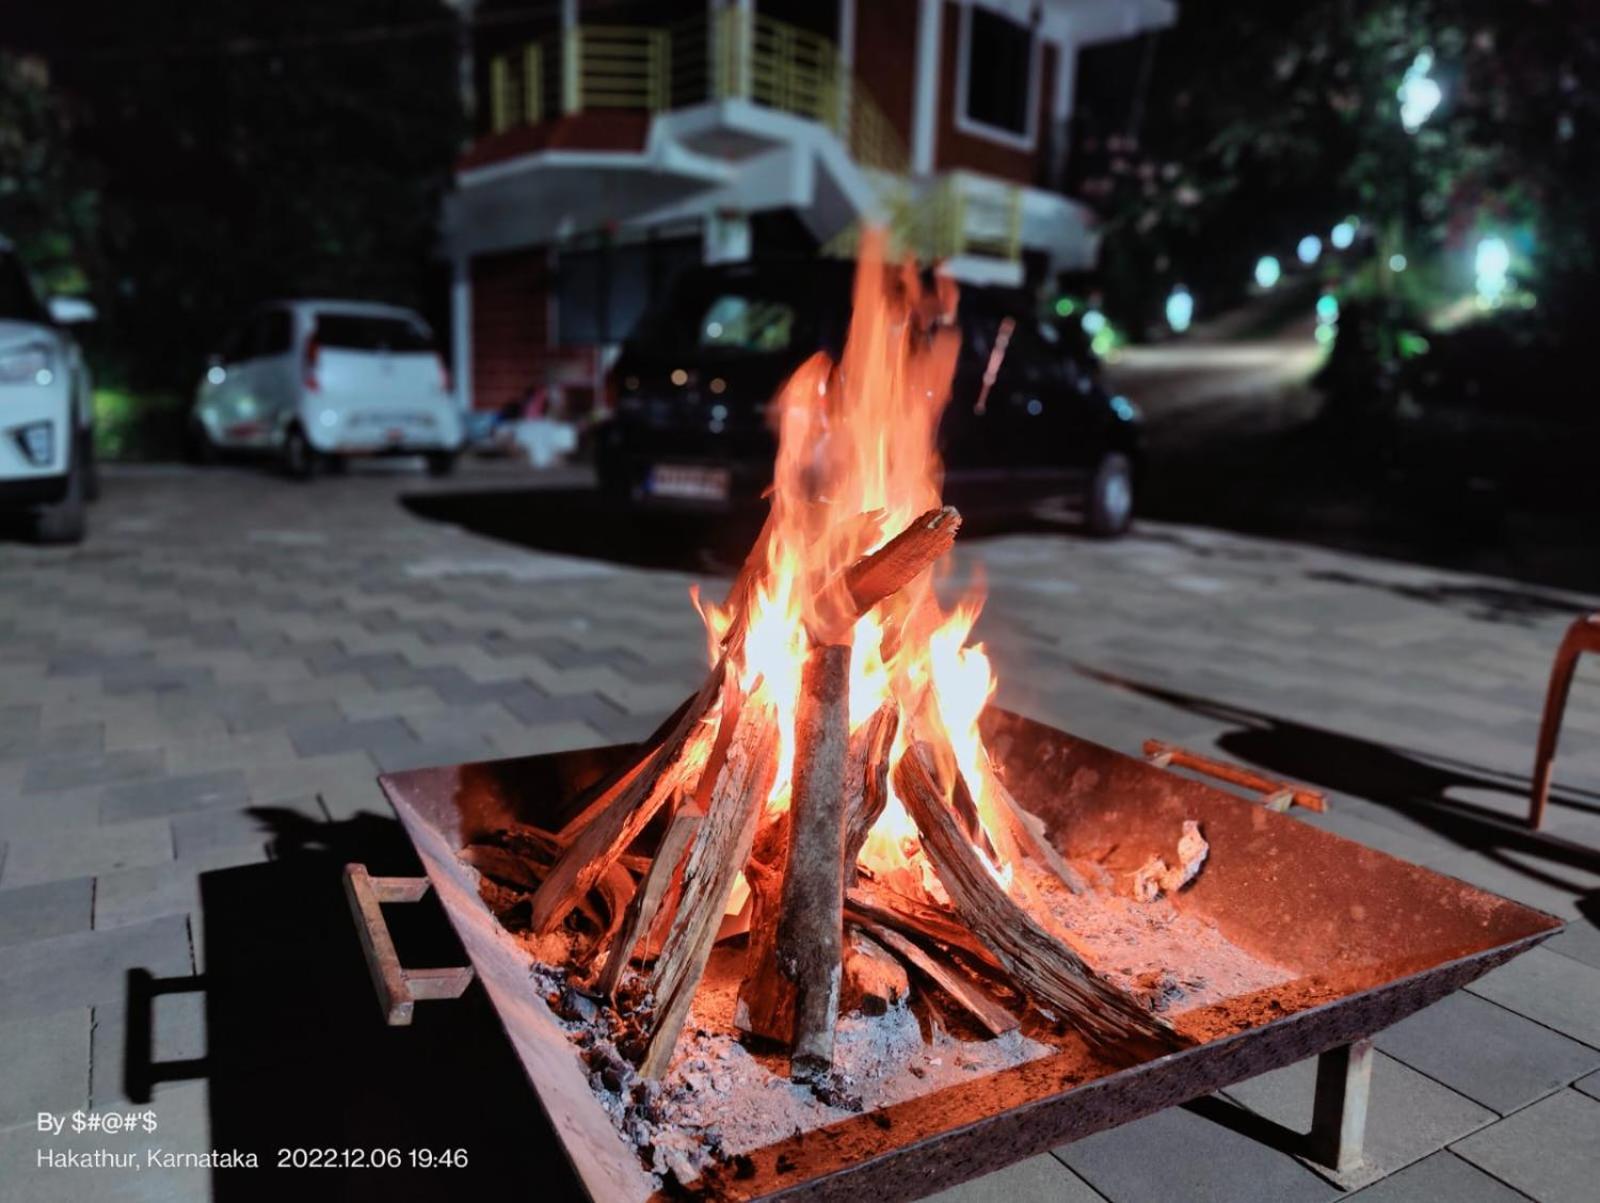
373, 708, 1561, 1202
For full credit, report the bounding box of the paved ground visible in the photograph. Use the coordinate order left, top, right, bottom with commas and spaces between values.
2, 461, 1598, 1202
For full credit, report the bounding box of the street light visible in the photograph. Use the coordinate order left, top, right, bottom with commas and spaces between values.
1398, 50, 1441, 133
1297, 235, 1323, 266
1330, 220, 1357, 250
1254, 255, 1282, 289
1165, 285, 1194, 334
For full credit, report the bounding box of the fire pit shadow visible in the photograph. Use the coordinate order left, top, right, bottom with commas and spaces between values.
186, 809, 582, 1200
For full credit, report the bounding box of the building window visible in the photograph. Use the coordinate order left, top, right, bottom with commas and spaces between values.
959, 5, 1037, 147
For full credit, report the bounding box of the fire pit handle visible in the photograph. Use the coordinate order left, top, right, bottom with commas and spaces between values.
343, 863, 474, 1025
1143, 741, 1327, 813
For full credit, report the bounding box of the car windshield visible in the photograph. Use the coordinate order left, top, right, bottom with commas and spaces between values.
0, 251, 48, 324
627, 274, 832, 359
314, 313, 432, 353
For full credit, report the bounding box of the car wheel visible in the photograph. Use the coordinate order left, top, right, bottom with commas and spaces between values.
425, 451, 458, 478
81, 432, 101, 502
33, 445, 87, 545
281, 425, 315, 481
1085, 451, 1134, 537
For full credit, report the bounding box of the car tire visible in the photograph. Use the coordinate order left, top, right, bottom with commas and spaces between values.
33, 444, 87, 545
1084, 451, 1134, 538
80, 432, 101, 502
281, 424, 315, 481
425, 451, 458, 478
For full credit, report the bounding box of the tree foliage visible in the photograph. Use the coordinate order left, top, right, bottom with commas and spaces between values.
11, 0, 463, 389
1076, 0, 1600, 333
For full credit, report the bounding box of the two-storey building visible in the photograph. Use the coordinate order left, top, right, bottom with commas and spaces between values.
444, 0, 1174, 414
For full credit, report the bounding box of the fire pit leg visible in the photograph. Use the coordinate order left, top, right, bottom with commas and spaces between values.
1307, 1037, 1373, 1175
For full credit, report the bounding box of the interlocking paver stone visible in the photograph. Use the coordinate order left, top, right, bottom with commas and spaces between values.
928, 1154, 1104, 1203
1344, 1150, 1529, 1202
1452, 1089, 1600, 1203
0, 877, 93, 948
0, 818, 172, 890
0, 913, 192, 1023
20, 747, 165, 795
100, 769, 250, 823
1375, 990, 1600, 1113
0, 1009, 90, 1128
1467, 946, 1600, 1050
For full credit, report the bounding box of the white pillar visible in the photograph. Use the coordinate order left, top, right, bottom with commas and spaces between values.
451, 256, 473, 411
911, 0, 942, 176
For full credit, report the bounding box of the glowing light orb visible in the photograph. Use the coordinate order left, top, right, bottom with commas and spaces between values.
1254, 256, 1282, 289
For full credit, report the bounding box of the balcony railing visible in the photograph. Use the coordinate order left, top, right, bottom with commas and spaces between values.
485, 11, 906, 175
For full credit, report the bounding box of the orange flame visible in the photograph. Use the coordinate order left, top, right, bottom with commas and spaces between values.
696, 231, 1010, 893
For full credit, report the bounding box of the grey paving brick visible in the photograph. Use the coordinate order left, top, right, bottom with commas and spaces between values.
89, 987, 207, 1108
1468, 946, 1600, 1049
0, 1009, 91, 1128
21, 747, 165, 794
93, 845, 267, 930
100, 769, 250, 823
1221, 1051, 1495, 1190
1576, 1068, 1600, 1101
0, 876, 94, 948
927, 1154, 1103, 1203
169, 798, 324, 857
1, 819, 173, 890
1054, 1100, 1339, 1203
0, 914, 192, 1023
0, 719, 102, 762
224, 698, 341, 735
1376, 990, 1600, 1113
0, 1081, 210, 1203
499, 685, 628, 731
287, 714, 416, 759
1452, 1089, 1600, 1203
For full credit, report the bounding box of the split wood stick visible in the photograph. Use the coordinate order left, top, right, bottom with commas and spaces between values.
640, 706, 779, 1079
575, 861, 638, 969
556, 694, 694, 840
857, 921, 1017, 1038
775, 642, 851, 1078
593, 806, 703, 997
841, 703, 899, 884
844, 505, 961, 614
733, 809, 793, 1042
985, 766, 1089, 896
844, 883, 1005, 977
527, 658, 726, 936
893, 744, 1187, 1054
841, 927, 911, 1017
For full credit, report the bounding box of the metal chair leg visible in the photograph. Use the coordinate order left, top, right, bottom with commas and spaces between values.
1530, 614, 1600, 830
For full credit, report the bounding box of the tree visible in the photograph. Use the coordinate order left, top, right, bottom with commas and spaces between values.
14, 0, 463, 390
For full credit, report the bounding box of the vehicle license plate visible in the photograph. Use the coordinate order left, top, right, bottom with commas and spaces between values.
648, 464, 730, 501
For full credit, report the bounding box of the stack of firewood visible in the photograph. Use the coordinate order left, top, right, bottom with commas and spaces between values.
461, 504, 1186, 1082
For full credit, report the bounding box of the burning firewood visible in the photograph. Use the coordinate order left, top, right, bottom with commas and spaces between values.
857, 921, 1016, 1037
774, 642, 852, 1078
894, 743, 1188, 1054
842, 703, 898, 885
594, 805, 702, 997
841, 927, 911, 1016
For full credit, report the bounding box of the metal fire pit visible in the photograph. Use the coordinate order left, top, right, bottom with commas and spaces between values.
366, 708, 1560, 1202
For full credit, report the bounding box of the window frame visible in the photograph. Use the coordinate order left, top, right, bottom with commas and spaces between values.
953, 2, 1043, 153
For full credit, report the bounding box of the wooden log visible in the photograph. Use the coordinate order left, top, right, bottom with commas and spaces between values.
575, 860, 638, 969
593, 807, 703, 997
527, 659, 726, 936
775, 642, 851, 1078
980, 766, 1089, 895
556, 695, 693, 840
841, 703, 898, 883
844, 506, 962, 615
857, 921, 1017, 1037
733, 809, 793, 1042
640, 704, 779, 1079
845, 883, 1004, 977
893, 744, 1188, 1055
841, 927, 911, 1017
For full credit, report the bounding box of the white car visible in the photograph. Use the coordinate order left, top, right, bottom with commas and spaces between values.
0, 238, 97, 544
190, 300, 464, 478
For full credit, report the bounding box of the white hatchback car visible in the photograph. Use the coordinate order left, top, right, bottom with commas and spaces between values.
190, 300, 464, 478
0, 238, 97, 543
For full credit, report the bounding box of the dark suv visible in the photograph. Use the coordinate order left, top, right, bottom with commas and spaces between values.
595, 260, 1143, 535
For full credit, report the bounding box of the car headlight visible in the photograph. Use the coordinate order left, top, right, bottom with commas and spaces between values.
0, 342, 57, 386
